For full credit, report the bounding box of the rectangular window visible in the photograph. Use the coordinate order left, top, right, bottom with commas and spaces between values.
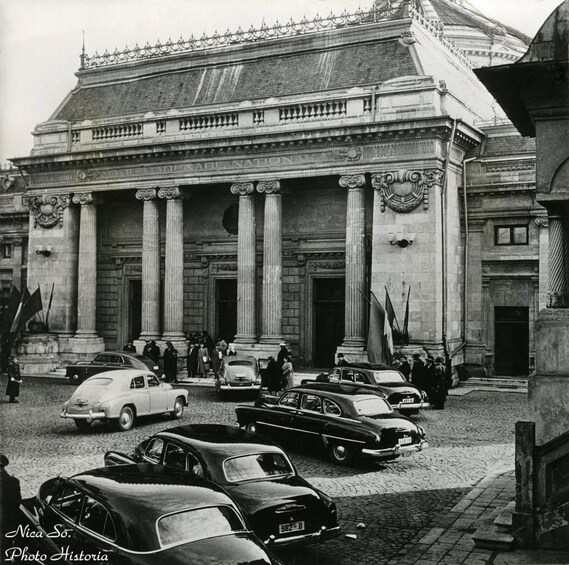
495, 225, 528, 246
1, 244, 11, 259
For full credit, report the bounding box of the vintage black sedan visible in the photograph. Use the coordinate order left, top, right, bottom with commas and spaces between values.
104, 424, 340, 548
66, 351, 161, 385
318, 363, 429, 413
15, 464, 283, 565
236, 383, 428, 465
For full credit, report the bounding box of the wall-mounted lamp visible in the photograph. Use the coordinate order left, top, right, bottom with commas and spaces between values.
35, 244, 52, 257
388, 232, 415, 248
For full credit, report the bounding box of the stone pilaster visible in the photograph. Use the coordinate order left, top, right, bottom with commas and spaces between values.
231, 183, 257, 343
11, 238, 23, 290
258, 180, 283, 344
158, 186, 185, 342
72, 193, 100, 337
535, 217, 549, 311
136, 188, 161, 340
340, 174, 367, 348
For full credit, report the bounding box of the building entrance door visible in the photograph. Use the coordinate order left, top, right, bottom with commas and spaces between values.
216, 279, 237, 343
313, 278, 345, 368
494, 306, 529, 376
128, 279, 142, 342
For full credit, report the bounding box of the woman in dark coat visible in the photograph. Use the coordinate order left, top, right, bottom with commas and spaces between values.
5, 357, 22, 403
266, 356, 281, 395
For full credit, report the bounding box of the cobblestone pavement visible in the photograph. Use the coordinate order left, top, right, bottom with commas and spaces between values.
0, 379, 528, 564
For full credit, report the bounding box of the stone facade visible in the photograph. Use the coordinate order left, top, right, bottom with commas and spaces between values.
2, 1, 543, 373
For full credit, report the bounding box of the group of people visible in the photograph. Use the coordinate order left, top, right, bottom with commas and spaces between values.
399, 353, 450, 409
264, 343, 294, 395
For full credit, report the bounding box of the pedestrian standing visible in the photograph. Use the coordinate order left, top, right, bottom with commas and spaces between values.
281, 356, 294, 391
143, 340, 160, 364
198, 342, 210, 377
400, 356, 411, 381
266, 356, 281, 395
5, 357, 22, 403
0, 454, 21, 543
212, 342, 224, 375
218, 338, 228, 356
424, 355, 436, 403
431, 357, 448, 409
123, 340, 136, 353
187, 342, 199, 378
227, 344, 237, 356
411, 354, 425, 391
277, 342, 289, 370
163, 341, 178, 384
336, 353, 348, 367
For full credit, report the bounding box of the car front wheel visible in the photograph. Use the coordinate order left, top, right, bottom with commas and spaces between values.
328, 443, 355, 466
170, 397, 184, 419
116, 406, 135, 431
74, 419, 91, 431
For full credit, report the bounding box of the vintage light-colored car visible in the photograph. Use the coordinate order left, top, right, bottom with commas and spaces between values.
215, 355, 261, 398
61, 369, 188, 432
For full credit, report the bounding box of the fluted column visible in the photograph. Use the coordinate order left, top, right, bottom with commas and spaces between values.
258, 181, 283, 343
11, 238, 23, 290
340, 174, 367, 347
231, 183, 257, 343
136, 188, 161, 340
158, 186, 185, 340
72, 193, 100, 337
547, 210, 568, 308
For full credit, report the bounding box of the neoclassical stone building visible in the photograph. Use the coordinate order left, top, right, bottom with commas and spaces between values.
5, 0, 547, 374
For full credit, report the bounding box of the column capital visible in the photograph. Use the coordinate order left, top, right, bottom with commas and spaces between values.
72, 192, 103, 206
157, 186, 186, 200
535, 217, 549, 229
230, 182, 255, 196
136, 188, 157, 201
257, 180, 281, 194
339, 174, 366, 189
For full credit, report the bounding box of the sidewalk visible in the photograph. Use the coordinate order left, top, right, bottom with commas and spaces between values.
386, 470, 569, 565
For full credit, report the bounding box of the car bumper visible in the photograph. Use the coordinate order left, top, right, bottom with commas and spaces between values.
61, 409, 106, 422
392, 400, 430, 410
361, 440, 429, 458
264, 525, 341, 547
219, 383, 261, 391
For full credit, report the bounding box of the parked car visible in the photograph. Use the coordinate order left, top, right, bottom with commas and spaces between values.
61, 369, 188, 431
313, 363, 429, 413
215, 355, 262, 398
105, 424, 340, 548
66, 351, 161, 385
236, 383, 428, 466
15, 464, 283, 565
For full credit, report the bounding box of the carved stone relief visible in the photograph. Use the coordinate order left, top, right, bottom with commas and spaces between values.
26, 194, 70, 228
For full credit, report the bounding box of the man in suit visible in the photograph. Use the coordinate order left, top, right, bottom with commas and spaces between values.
163, 341, 178, 384
187, 342, 199, 378
0, 454, 21, 542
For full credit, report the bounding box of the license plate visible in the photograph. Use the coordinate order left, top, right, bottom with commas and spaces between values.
279, 521, 305, 534
398, 437, 412, 446
402, 398, 414, 404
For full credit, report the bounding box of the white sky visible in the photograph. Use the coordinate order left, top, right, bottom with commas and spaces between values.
0, 0, 562, 164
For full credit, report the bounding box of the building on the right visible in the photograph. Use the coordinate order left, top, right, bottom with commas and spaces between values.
475, 0, 569, 549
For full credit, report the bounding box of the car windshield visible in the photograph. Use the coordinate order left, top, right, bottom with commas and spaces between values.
227, 360, 253, 367
371, 371, 406, 384
157, 506, 245, 547
223, 452, 294, 483
352, 396, 393, 416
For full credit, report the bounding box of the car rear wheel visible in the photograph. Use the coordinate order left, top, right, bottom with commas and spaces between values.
116, 406, 135, 431
74, 419, 91, 431
69, 373, 81, 385
329, 443, 354, 466
246, 422, 258, 433
170, 397, 184, 419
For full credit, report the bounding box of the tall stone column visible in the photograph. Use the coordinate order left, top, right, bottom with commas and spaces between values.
535, 217, 549, 311
136, 188, 161, 340
11, 238, 23, 290
340, 174, 367, 349
546, 210, 568, 308
258, 181, 283, 344
158, 186, 185, 342
72, 193, 100, 337
231, 183, 257, 344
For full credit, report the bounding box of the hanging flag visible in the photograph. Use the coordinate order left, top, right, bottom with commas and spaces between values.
1, 285, 21, 336
13, 287, 43, 336
402, 286, 411, 344
9, 286, 30, 334
368, 291, 393, 365
384, 286, 400, 333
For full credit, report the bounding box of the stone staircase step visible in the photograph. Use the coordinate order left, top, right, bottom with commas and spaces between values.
472, 525, 516, 551
494, 500, 516, 530
460, 377, 527, 390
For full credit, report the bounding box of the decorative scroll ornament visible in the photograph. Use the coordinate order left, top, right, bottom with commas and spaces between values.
399, 31, 417, 45
256, 180, 281, 194
230, 182, 255, 196
534, 217, 549, 228
371, 169, 444, 213
135, 188, 157, 201
72, 192, 99, 206
157, 186, 182, 200
26, 194, 70, 228
332, 146, 363, 162
1, 175, 15, 191
339, 174, 366, 189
